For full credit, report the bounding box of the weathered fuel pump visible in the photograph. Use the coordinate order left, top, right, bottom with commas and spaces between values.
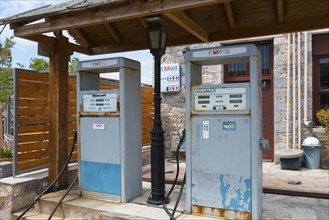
76, 57, 142, 202
184, 44, 269, 219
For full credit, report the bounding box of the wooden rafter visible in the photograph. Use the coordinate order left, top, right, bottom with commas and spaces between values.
277, 0, 284, 24
165, 11, 209, 42
139, 17, 150, 29
104, 23, 124, 45
70, 28, 93, 47
224, 2, 236, 30
13, 0, 229, 37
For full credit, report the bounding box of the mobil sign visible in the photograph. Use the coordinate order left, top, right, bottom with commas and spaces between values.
161, 63, 181, 93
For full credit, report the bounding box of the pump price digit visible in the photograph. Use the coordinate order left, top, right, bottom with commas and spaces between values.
166, 86, 179, 92
167, 75, 179, 81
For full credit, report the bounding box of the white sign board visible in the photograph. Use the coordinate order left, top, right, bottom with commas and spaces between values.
82, 93, 117, 112
161, 64, 181, 93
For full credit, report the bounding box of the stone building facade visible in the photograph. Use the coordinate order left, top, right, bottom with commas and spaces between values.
160, 30, 328, 166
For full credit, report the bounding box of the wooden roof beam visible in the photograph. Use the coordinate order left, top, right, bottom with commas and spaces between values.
23, 34, 91, 55
277, 0, 284, 24
224, 2, 236, 30
104, 23, 125, 45
13, 0, 229, 37
70, 28, 94, 47
165, 10, 209, 43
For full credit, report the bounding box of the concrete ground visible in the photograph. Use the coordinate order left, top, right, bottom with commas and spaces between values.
29, 180, 329, 220
6, 162, 329, 219
262, 162, 329, 198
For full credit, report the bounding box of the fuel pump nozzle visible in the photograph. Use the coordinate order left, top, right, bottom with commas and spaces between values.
260, 137, 270, 151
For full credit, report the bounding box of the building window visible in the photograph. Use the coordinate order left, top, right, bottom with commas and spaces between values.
312, 33, 329, 124
224, 41, 273, 82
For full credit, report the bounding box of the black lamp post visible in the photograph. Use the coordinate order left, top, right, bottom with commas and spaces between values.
146, 27, 168, 205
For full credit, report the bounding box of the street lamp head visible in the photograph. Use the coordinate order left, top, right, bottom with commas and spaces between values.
146, 27, 168, 57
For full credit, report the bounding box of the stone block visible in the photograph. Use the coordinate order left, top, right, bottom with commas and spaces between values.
274, 36, 288, 45
274, 77, 287, 88
0, 162, 13, 178
274, 100, 287, 111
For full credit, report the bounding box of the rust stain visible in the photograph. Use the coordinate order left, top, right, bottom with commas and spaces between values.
192, 205, 252, 220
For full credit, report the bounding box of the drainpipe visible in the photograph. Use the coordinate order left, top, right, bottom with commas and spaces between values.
303, 32, 311, 126
292, 33, 296, 149
286, 34, 291, 150
298, 32, 301, 149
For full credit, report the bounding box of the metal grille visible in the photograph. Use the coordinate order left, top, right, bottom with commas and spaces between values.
228, 63, 247, 76
226, 44, 272, 77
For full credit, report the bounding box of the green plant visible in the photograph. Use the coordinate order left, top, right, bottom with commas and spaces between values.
0, 146, 12, 158
0, 37, 14, 142
316, 108, 329, 159
0, 138, 13, 158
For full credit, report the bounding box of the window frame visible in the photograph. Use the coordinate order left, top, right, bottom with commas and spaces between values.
224, 40, 273, 82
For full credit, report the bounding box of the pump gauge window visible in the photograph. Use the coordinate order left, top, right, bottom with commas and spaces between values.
82, 93, 118, 113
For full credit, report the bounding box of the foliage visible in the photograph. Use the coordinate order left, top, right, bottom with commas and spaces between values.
69, 57, 79, 75
0, 36, 14, 144
0, 68, 13, 105
317, 108, 329, 128
0, 36, 14, 67
17, 62, 25, 68
0, 140, 13, 158
29, 58, 49, 71
0, 37, 14, 106
317, 108, 329, 158
29, 56, 79, 74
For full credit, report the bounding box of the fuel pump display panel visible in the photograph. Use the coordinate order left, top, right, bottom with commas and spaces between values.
82, 92, 118, 113
192, 85, 249, 113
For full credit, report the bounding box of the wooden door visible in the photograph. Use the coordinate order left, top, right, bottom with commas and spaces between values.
224, 41, 274, 161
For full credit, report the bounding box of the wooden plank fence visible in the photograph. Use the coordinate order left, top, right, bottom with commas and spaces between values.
13, 69, 154, 174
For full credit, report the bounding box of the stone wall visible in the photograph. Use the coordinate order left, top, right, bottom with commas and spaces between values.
161, 42, 222, 156
273, 33, 313, 152
0, 164, 78, 219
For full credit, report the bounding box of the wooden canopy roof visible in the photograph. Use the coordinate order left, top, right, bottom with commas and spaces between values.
1, 0, 329, 55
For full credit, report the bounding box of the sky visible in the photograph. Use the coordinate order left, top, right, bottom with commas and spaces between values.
0, 0, 154, 84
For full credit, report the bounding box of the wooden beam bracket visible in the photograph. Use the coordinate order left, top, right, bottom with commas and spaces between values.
165, 10, 209, 42
277, 0, 284, 24
224, 2, 236, 30
23, 34, 91, 55
104, 23, 125, 45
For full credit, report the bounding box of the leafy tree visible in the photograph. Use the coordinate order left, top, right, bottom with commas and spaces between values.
69, 57, 79, 75
16, 62, 25, 68
0, 37, 14, 142
29, 58, 49, 71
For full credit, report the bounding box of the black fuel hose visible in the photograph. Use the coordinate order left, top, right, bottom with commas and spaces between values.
47, 173, 78, 220
162, 129, 185, 220
16, 130, 77, 220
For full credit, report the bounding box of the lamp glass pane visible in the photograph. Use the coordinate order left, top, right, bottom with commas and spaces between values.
161, 31, 167, 50
149, 30, 160, 49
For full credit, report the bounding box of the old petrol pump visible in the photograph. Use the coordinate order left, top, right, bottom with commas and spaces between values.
76, 57, 142, 202
184, 44, 269, 219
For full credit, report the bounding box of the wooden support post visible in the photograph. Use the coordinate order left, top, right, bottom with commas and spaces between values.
47, 32, 72, 191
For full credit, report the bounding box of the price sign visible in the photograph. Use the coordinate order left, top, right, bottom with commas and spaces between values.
161, 64, 181, 93
166, 85, 179, 92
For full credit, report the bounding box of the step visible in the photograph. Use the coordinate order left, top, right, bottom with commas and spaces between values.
21, 190, 175, 220
14, 211, 63, 220
13, 182, 219, 220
